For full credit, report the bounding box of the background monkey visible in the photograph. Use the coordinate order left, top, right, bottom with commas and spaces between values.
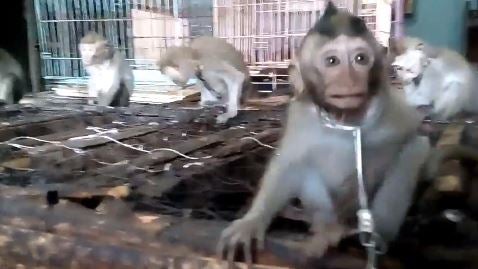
158, 36, 251, 124
217, 2, 478, 266
391, 37, 478, 120
0, 48, 25, 105
79, 32, 134, 107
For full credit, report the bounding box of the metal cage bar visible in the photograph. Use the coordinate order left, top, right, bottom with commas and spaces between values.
33, 0, 391, 81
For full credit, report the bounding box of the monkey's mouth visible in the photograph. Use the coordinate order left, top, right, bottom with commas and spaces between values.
327, 93, 368, 109
329, 93, 366, 100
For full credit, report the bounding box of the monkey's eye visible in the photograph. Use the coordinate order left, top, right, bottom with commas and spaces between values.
325, 56, 340, 67
354, 53, 369, 65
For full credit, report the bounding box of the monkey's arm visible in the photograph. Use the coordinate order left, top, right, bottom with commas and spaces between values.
87, 76, 99, 105
246, 155, 303, 221
215, 62, 245, 124
404, 84, 432, 107
121, 61, 135, 94
371, 135, 430, 242
432, 81, 468, 119
217, 133, 306, 264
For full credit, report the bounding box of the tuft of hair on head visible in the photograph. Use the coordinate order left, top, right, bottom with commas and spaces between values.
310, 1, 368, 38
80, 31, 106, 44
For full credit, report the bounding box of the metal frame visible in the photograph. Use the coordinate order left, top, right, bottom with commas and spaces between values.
33, 0, 391, 82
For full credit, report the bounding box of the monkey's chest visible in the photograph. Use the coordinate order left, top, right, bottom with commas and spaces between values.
89, 68, 117, 93
313, 143, 398, 200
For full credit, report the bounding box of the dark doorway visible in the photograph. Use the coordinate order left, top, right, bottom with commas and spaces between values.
467, 26, 478, 64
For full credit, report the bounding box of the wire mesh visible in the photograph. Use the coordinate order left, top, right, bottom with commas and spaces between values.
33, 0, 390, 81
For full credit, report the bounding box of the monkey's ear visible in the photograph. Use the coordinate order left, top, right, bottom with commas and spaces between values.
389, 37, 406, 55
415, 40, 439, 58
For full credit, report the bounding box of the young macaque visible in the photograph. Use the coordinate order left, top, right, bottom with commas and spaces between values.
217, 2, 478, 266
158, 36, 251, 124
391, 37, 478, 120
79, 32, 134, 107
0, 48, 25, 105
287, 58, 303, 96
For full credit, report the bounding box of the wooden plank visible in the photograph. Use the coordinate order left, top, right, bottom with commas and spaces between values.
25, 0, 43, 94
0, 223, 290, 269
65, 0, 79, 77
418, 123, 468, 211
87, 0, 96, 32
52, 85, 198, 104
436, 124, 466, 147
9, 119, 119, 147
83, 127, 252, 180
29, 125, 159, 154
133, 128, 280, 198
46, 0, 60, 76
125, 0, 135, 59
34, 0, 53, 76
0, 183, 130, 200
116, 0, 127, 61
0, 196, 293, 268
94, 0, 103, 36
0, 113, 113, 141
58, 0, 72, 76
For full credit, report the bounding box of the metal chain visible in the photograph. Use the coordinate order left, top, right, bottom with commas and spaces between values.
319, 109, 386, 269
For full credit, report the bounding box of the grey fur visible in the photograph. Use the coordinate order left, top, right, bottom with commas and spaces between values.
0, 48, 25, 105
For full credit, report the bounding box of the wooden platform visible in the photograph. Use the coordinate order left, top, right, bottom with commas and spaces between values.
0, 96, 477, 269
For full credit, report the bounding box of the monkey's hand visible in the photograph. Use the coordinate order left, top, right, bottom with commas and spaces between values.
217, 215, 267, 267
216, 113, 232, 124
303, 223, 345, 258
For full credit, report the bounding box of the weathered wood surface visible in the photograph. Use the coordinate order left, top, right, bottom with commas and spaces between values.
0, 100, 477, 269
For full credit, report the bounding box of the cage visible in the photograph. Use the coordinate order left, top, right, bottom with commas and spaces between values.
33, 0, 392, 87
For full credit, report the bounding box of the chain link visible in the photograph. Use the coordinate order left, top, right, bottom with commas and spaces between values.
319, 108, 387, 269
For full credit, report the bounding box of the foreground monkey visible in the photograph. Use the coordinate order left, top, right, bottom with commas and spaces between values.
287, 58, 303, 96
158, 36, 251, 124
217, 2, 478, 266
392, 37, 478, 120
0, 48, 25, 105
79, 32, 134, 107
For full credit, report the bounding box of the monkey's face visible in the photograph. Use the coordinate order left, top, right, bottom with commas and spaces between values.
392, 49, 429, 84
162, 66, 189, 87
79, 44, 95, 65
79, 41, 114, 66
300, 35, 376, 110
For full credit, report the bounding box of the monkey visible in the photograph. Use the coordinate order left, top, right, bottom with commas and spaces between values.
391, 37, 478, 120
158, 36, 251, 124
216, 2, 478, 267
0, 48, 25, 105
78, 32, 134, 107
287, 58, 303, 96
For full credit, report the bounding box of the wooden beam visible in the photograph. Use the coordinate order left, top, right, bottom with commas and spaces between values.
29, 125, 159, 154
91, 127, 252, 178
24, 0, 44, 95
0, 196, 295, 268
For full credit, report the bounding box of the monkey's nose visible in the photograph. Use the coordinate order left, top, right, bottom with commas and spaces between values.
391, 65, 402, 72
